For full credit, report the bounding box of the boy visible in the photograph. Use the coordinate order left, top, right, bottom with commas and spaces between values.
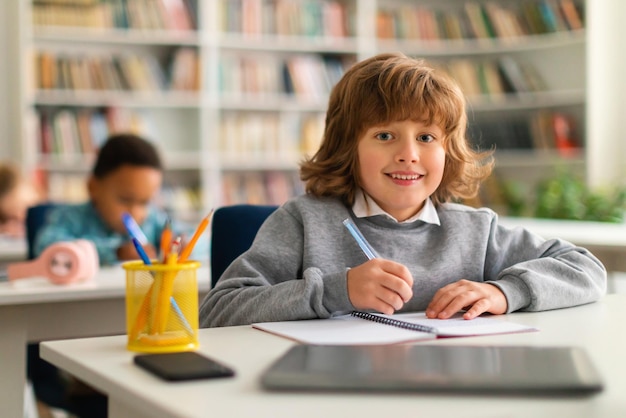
200, 53, 606, 327
34, 133, 166, 264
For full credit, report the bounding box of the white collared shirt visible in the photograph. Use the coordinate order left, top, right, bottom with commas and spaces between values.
352, 189, 440, 225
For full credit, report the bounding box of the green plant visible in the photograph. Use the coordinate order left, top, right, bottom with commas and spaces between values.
510, 170, 626, 223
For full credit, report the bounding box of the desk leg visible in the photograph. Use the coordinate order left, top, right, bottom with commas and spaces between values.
109, 397, 153, 418
0, 306, 28, 418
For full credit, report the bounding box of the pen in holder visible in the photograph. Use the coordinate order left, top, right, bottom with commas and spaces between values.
123, 260, 200, 353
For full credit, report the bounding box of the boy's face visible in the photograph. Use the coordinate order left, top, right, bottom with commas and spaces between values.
357, 119, 445, 222
88, 165, 162, 234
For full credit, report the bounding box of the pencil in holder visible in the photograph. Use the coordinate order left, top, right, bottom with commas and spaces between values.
123, 260, 200, 353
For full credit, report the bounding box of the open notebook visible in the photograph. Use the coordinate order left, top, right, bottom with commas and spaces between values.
253, 311, 537, 345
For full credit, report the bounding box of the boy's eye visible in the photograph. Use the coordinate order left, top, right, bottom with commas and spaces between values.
375, 132, 394, 141
418, 134, 435, 143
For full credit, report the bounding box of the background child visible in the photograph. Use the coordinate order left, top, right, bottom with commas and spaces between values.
0, 163, 43, 237
200, 52, 606, 328
34, 133, 167, 265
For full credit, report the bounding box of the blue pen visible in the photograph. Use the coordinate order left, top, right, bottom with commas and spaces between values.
131, 237, 152, 265
343, 218, 380, 260
131, 238, 194, 336
123, 213, 148, 245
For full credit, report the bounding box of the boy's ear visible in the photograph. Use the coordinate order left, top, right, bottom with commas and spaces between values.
87, 176, 98, 201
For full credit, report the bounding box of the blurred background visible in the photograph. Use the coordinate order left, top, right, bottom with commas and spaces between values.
0, 0, 625, 224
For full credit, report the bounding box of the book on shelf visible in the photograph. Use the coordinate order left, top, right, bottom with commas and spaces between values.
498, 56, 547, 94
443, 57, 545, 98
468, 118, 534, 151
37, 107, 150, 157
45, 173, 89, 203
34, 48, 198, 93
221, 171, 301, 206
221, 0, 350, 37
530, 110, 580, 155
158, 185, 202, 215
559, 0, 583, 31
253, 311, 537, 345
168, 48, 199, 91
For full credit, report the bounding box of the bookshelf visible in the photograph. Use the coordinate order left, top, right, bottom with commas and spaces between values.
7, 0, 617, 219
372, 0, 588, 211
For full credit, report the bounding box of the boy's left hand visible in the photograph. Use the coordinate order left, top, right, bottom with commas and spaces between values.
425, 280, 507, 320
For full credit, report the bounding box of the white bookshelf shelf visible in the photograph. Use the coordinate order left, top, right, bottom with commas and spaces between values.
33, 27, 202, 46
378, 30, 586, 57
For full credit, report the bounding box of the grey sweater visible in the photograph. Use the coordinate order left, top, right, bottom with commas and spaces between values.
200, 195, 606, 327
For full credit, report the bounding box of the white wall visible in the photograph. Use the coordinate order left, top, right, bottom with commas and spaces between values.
587, 0, 626, 187
0, 1, 8, 157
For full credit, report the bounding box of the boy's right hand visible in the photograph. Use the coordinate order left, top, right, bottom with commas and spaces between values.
117, 241, 158, 261
346, 259, 413, 315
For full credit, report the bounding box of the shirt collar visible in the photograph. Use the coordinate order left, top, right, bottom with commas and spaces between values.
352, 189, 440, 225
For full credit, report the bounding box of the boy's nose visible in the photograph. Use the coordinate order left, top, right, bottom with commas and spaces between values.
396, 139, 419, 163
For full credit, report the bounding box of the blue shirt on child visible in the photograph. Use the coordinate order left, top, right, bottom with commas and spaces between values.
33, 202, 167, 265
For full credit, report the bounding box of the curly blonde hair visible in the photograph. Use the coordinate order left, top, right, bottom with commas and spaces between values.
300, 52, 493, 206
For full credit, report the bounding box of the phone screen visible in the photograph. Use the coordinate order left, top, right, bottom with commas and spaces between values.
134, 352, 235, 381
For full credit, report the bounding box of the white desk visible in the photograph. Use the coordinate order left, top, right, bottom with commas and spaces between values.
500, 217, 626, 273
0, 235, 27, 262
41, 294, 626, 418
0, 264, 210, 418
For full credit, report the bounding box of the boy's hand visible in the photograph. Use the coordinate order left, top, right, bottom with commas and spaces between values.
426, 280, 508, 320
347, 259, 413, 315
117, 241, 158, 261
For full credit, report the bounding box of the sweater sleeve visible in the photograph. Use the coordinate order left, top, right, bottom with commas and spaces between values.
199, 207, 349, 327
484, 217, 607, 313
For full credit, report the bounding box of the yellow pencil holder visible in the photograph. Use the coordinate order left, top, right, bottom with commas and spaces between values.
123, 260, 200, 353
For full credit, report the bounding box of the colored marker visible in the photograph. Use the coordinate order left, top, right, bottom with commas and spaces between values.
343, 218, 379, 260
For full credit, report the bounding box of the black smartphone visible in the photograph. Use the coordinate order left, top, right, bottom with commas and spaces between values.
134, 352, 235, 381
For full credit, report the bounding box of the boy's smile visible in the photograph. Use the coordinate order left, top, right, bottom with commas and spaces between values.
357, 119, 445, 222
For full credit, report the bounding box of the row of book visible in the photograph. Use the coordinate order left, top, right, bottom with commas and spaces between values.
377, 0, 583, 41
469, 110, 580, 155
220, 0, 351, 38
221, 171, 304, 206
156, 184, 202, 215
36, 107, 150, 156
219, 112, 324, 158
444, 56, 546, 98
35, 106, 578, 166
219, 54, 352, 98
43, 168, 300, 208
35, 105, 325, 161
33, 0, 197, 31
44, 170, 203, 214
35, 48, 200, 92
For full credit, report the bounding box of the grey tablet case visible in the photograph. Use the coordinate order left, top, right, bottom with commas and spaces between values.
260, 344, 603, 395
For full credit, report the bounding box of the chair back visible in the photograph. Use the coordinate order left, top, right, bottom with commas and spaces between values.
26, 203, 58, 260
211, 204, 278, 287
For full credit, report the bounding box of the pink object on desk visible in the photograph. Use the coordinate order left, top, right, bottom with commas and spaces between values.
7, 240, 99, 284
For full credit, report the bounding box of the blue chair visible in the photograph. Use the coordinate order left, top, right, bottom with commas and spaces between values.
210, 204, 278, 287
25, 203, 58, 260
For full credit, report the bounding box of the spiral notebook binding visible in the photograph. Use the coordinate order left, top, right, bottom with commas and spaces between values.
351, 311, 437, 334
